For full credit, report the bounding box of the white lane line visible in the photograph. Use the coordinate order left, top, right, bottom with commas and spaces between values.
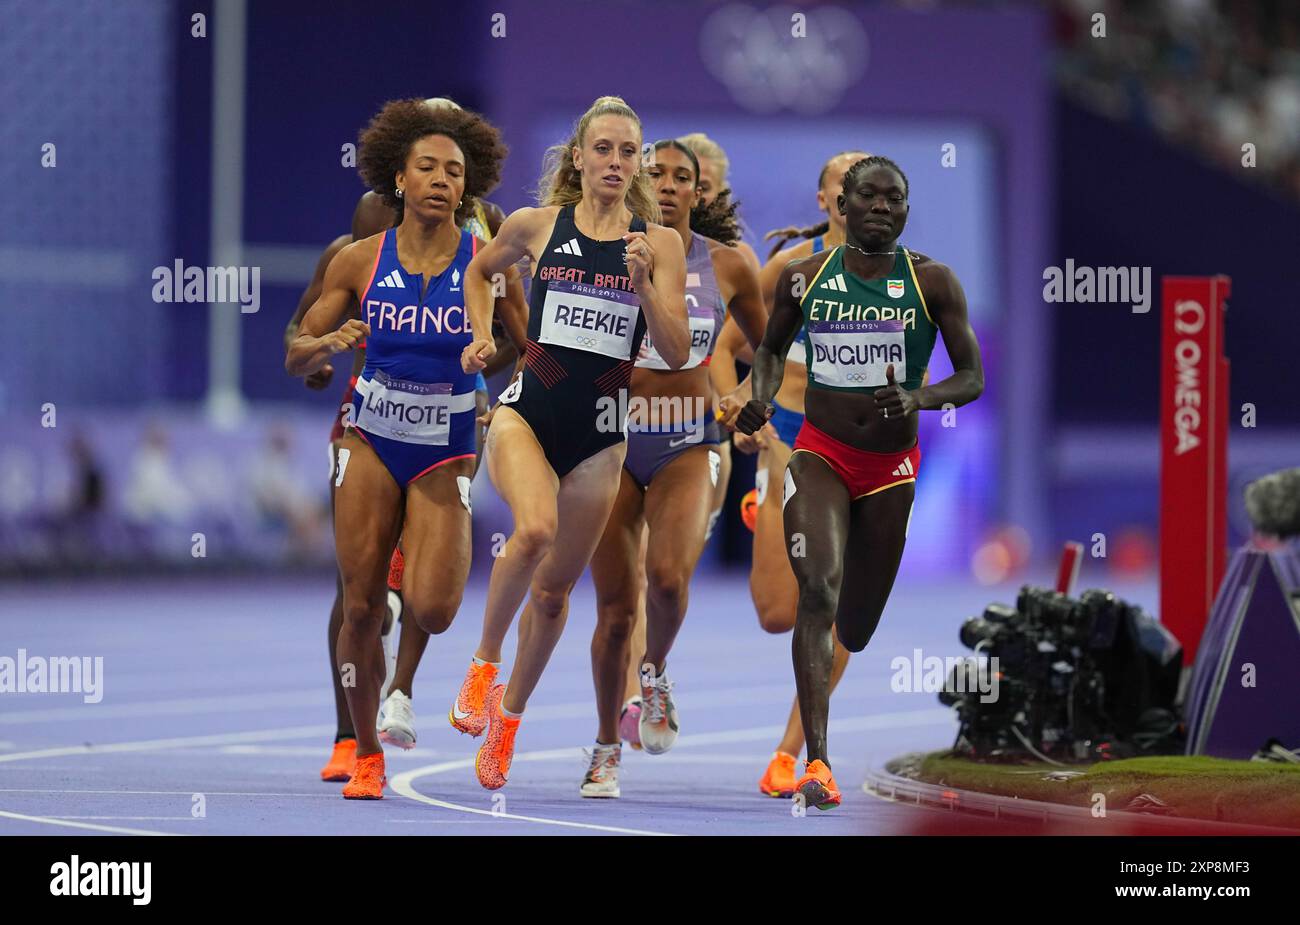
43, 816, 198, 821
0, 789, 344, 798
388, 749, 673, 837
0, 724, 335, 764
390, 708, 954, 836
0, 809, 175, 836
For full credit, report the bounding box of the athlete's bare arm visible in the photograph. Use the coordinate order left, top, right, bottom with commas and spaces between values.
757, 237, 814, 312
712, 242, 767, 351
876, 255, 983, 416
285, 235, 353, 389
285, 239, 376, 377
736, 255, 819, 434
709, 315, 748, 396
484, 262, 528, 377
462, 207, 554, 372
735, 239, 761, 274
629, 223, 689, 370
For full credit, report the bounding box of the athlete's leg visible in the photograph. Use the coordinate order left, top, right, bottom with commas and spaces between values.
326, 444, 354, 739
333, 433, 404, 758
752, 435, 799, 633
641, 445, 714, 670
327, 571, 351, 733
386, 611, 428, 699
401, 457, 474, 635
708, 438, 732, 534
782, 451, 851, 767
835, 484, 914, 653
503, 441, 626, 714
589, 471, 645, 745
474, 388, 489, 472
774, 638, 850, 756
620, 523, 649, 705
474, 406, 560, 662
376, 459, 474, 749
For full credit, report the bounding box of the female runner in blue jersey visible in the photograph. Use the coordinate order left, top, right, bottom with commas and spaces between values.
287, 99, 512, 799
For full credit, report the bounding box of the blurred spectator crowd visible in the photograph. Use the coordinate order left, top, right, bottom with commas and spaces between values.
1053, 0, 1300, 201
0, 418, 332, 577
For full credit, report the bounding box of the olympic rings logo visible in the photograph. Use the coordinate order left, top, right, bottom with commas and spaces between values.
846, 373, 870, 383
574, 336, 599, 348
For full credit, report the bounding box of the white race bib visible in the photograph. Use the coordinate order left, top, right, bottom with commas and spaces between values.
807, 319, 906, 389
354, 372, 472, 445
539, 280, 640, 360
636, 295, 715, 370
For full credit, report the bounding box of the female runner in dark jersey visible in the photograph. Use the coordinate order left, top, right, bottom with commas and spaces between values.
287, 100, 511, 799
450, 96, 689, 791
734, 156, 984, 810
581, 140, 765, 797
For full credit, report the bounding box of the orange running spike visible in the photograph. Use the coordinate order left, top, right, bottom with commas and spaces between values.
794, 758, 841, 811
758, 750, 798, 798
450, 660, 499, 736
320, 738, 357, 782
475, 685, 520, 790
341, 752, 386, 800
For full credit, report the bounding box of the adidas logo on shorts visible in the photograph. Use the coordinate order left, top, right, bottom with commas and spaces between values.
376, 270, 405, 288
553, 238, 584, 256
890, 457, 915, 478
819, 273, 848, 292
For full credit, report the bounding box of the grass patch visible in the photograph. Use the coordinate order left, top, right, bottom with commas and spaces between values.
902, 752, 1300, 830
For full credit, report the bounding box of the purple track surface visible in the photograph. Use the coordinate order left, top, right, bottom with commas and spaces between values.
0, 573, 1157, 836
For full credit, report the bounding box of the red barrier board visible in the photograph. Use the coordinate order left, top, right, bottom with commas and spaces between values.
1159, 276, 1230, 664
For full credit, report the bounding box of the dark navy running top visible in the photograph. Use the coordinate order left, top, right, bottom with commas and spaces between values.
523, 204, 649, 397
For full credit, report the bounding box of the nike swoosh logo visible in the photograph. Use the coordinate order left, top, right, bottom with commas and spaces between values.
667, 433, 703, 447
451, 703, 475, 720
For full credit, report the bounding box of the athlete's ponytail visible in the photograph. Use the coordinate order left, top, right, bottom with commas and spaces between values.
763, 221, 829, 261
537, 96, 660, 224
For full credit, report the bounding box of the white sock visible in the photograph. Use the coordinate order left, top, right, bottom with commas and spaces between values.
473, 656, 501, 668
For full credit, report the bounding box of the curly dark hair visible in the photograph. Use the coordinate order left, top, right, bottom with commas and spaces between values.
690, 187, 743, 246
357, 99, 507, 227
651, 140, 743, 246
